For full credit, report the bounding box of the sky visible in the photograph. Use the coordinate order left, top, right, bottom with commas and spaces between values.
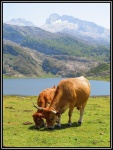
2, 2, 111, 29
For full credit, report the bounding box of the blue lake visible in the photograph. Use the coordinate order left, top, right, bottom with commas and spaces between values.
3, 78, 110, 96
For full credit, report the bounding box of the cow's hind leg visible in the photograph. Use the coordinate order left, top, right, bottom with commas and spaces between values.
78, 102, 87, 124
68, 106, 74, 126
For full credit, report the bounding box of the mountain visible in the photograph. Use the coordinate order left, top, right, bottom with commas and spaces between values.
4, 15, 110, 46
3, 23, 110, 61
4, 40, 109, 78
4, 18, 36, 27
41, 13, 110, 45
3, 20, 110, 79
3, 23, 60, 43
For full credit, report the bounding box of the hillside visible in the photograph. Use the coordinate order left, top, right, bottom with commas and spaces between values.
3, 17, 110, 79
3, 40, 46, 77
3, 23, 110, 61
3, 40, 110, 79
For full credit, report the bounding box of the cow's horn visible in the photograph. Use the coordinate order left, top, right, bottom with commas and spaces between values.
33, 103, 44, 110
51, 110, 57, 114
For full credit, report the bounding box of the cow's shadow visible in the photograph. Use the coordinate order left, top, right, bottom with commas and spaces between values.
29, 122, 81, 131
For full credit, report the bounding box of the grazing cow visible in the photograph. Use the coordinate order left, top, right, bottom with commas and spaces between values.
34, 76, 91, 129
32, 85, 56, 128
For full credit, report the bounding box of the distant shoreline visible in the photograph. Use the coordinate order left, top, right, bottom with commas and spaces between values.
3, 76, 110, 82
3, 95, 110, 97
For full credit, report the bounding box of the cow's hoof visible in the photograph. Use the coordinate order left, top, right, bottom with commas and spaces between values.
68, 123, 72, 126
78, 121, 82, 125
56, 124, 61, 128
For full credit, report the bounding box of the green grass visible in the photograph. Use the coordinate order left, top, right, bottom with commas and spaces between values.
3, 73, 59, 79
3, 95, 111, 148
3, 75, 110, 82
87, 76, 110, 82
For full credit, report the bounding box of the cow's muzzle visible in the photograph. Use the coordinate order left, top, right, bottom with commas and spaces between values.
45, 125, 54, 129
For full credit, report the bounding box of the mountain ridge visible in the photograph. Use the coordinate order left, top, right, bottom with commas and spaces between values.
41, 13, 110, 44
3, 14, 110, 79
4, 14, 110, 45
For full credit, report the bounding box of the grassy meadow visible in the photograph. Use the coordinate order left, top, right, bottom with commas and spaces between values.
2, 95, 111, 148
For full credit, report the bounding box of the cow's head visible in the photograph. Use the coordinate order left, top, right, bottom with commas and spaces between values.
32, 104, 45, 128
44, 109, 58, 129
32, 111, 44, 129
33, 104, 58, 129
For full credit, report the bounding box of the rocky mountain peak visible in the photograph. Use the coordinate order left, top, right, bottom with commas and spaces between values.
45, 13, 60, 24
4, 18, 36, 27
41, 13, 110, 42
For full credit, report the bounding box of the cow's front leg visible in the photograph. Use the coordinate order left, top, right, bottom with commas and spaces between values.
68, 107, 74, 126
56, 113, 61, 127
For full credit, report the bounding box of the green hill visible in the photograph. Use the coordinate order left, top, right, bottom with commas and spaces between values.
3, 23, 110, 80
3, 23, 110, 61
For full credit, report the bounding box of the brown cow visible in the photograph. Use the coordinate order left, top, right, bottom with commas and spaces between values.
34, 76, 91, 129
32, 85, 56, 128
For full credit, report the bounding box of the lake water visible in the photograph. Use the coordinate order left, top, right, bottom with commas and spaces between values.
3, 78, 110, 96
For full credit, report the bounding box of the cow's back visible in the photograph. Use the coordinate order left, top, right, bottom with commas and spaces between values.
52, 76, 90, 110
37, 87, 56, 108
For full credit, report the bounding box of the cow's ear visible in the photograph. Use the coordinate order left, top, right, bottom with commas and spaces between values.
52, 85, 56, 89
